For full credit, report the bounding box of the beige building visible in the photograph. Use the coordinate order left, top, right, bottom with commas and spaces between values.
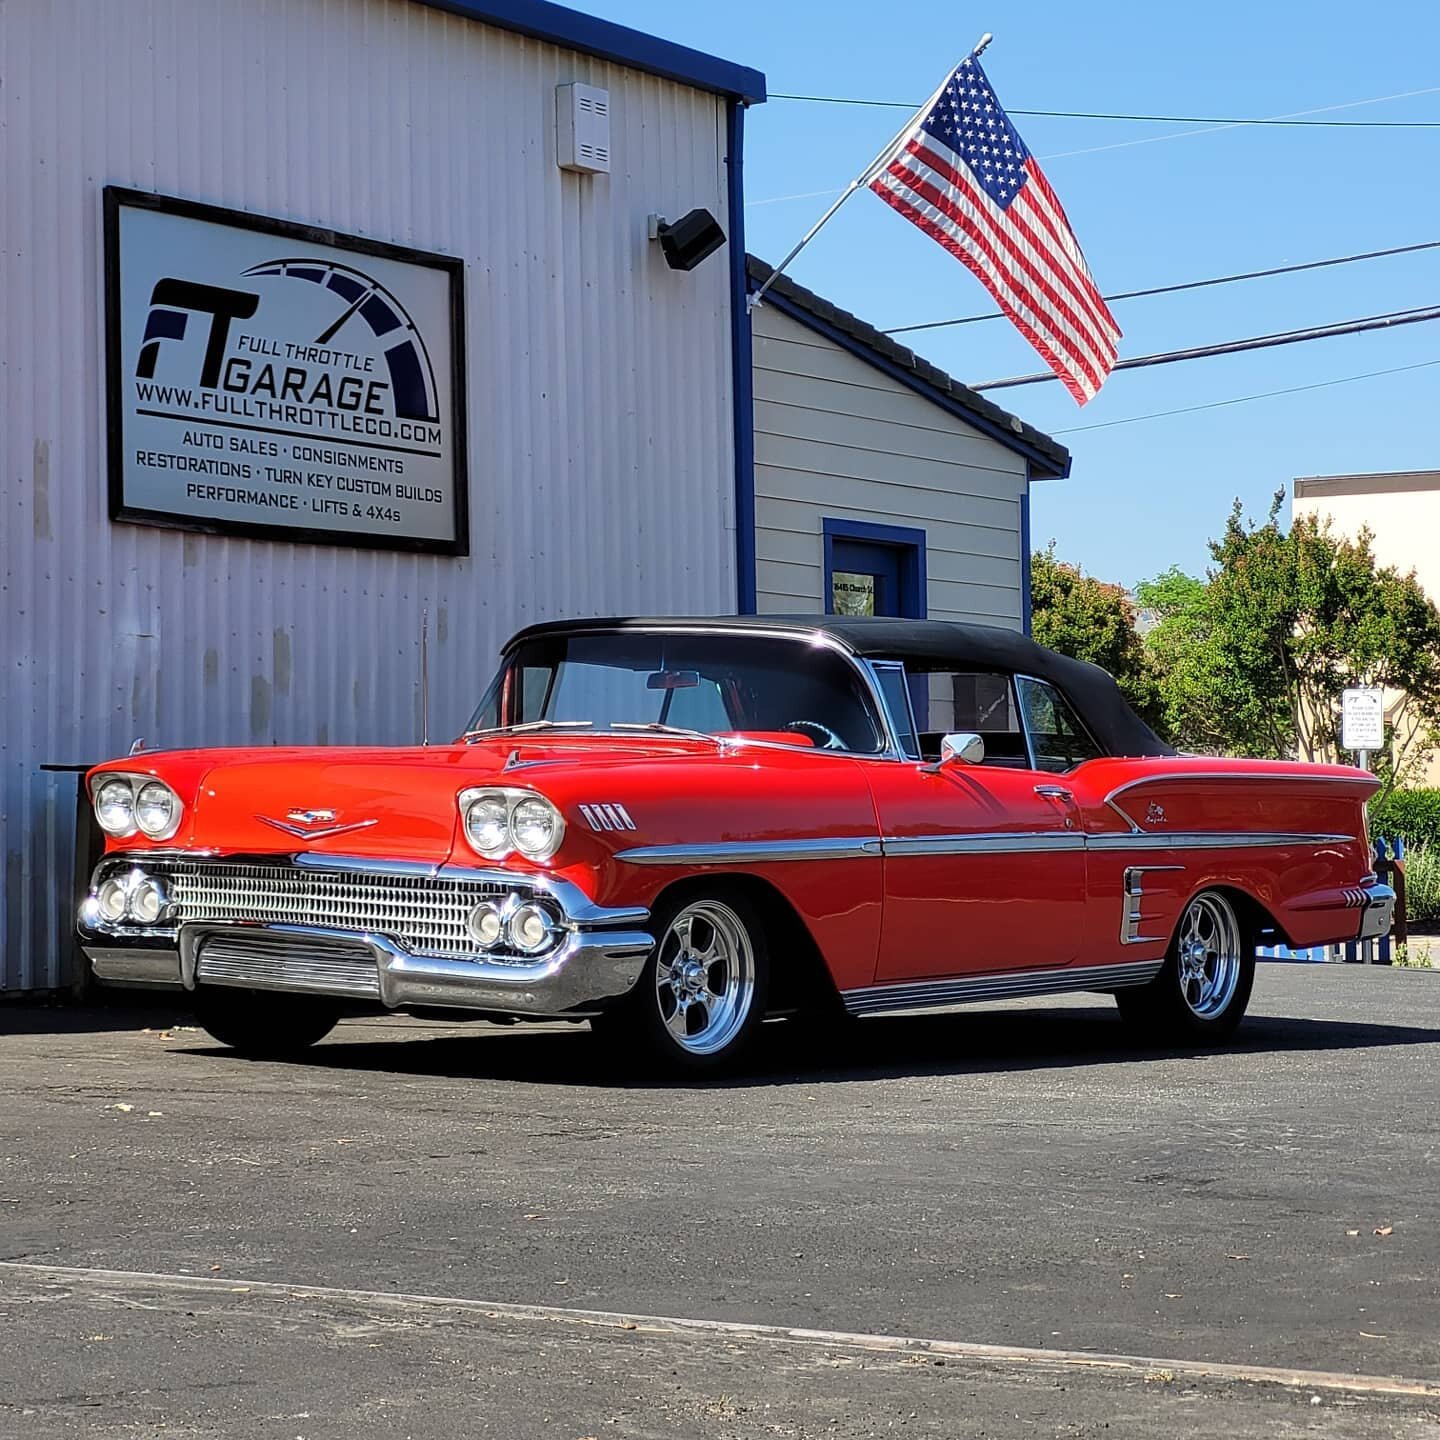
1293, 470, 1440, 781
748, 259, 1069, 628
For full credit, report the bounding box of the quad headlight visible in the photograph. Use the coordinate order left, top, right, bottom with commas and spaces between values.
458, 788, 565, 862
87, 869, 172, 928
92, 774, 183, 841
94, 778, 138, 837
463, 893, 562, 955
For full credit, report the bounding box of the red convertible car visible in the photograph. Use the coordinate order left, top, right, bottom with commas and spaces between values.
80, 616, 1393, 1071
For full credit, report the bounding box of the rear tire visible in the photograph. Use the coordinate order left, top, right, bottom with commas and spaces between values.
192, 987, 341, 1057
593, 887, 770, 1074
1115, 890, 1255, 1044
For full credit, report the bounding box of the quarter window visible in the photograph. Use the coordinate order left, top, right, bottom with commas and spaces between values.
1015, 676, 1103, 773
871, 663, 920, 759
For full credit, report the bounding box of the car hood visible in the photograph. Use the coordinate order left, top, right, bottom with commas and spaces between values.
96, 735, 750, 862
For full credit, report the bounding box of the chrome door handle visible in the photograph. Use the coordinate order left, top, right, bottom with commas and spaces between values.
1034, 784, 1074, 802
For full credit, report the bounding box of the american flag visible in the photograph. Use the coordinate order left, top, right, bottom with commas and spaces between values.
869, 57, 1121, 404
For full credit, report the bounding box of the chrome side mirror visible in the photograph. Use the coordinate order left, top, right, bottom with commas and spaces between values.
922, 732, 985, 773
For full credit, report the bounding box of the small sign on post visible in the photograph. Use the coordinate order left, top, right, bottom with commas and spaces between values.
1341, 686, 1385, 769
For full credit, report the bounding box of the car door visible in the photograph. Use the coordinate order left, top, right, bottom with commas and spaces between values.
867, 667, 1088, 982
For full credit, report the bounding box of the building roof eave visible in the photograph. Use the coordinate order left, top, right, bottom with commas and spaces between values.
412, 0, 766, 103
746, 256, 1070, 480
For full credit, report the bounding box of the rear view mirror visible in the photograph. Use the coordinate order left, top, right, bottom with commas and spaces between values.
922, 732, 985, 773
646, 670, 700, 691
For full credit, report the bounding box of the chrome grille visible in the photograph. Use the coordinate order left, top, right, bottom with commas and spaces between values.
141, 859, 531, 961
196, 929, 381, 998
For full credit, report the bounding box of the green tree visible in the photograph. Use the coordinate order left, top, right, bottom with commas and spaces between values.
1137, 492, 1440, 784
1030, 544, 1156, 720
1133, 565, 1238, 752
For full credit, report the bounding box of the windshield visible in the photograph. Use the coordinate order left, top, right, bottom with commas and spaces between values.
466, 632, 887, 753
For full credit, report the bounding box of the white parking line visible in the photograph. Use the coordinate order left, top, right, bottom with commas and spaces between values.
2, 1260, 1436, 1401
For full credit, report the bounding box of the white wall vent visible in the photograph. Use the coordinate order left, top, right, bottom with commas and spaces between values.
556, 83, 611, 174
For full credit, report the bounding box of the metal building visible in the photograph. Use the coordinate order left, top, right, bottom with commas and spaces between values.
1, 0, 764, 994
1, 0, 1067, 997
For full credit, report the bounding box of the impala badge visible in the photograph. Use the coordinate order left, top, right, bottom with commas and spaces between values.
256, 808, 379, 840
1145, 802, 1168, 826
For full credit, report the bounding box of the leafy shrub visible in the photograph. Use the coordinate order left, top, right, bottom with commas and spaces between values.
1369, 788, 1440, 850
1401, 843, 1440, 926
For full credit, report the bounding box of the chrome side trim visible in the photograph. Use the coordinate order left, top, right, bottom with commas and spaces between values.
615, 830, 1355, 865
1120, 865, 1184, 945
616, 837, 882, 865
881, 831, 1087, 856
841, 958, 1164, 1017
1089, 831, 1354, 852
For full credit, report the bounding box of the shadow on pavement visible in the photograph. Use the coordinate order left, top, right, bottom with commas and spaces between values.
0, 995, 196, 1035
171, 1004, 1440, 1089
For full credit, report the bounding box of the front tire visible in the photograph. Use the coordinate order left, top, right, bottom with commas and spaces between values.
594, 889, 770, 1073
1115, 890, 1254, 1043
192, 987, 341, 1058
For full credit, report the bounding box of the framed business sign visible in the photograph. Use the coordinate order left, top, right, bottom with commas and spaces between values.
104, 187, 468, 554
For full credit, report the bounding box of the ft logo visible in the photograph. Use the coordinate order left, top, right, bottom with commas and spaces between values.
136, 279, 259, 387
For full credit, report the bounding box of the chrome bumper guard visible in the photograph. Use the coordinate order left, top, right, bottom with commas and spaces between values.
80, 854, 653, 1017
1357, 881, 1397, 942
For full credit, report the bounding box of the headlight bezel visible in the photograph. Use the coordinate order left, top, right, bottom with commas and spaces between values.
457, 787, 567, 863
91, 773, 184, 843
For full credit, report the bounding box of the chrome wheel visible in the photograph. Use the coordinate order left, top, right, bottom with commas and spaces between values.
1175, 892, 1242, 1020
654, 900, 756, 1057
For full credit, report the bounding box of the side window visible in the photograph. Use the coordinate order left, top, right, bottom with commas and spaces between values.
910, 670, 1029, 767
1015, 676, 1104, 773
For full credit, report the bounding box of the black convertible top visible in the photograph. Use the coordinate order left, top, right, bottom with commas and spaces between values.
506, 615, 1174, 759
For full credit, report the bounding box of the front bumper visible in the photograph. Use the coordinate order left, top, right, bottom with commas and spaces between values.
80, 853, 653, 1017
1357, 880, 1397, 942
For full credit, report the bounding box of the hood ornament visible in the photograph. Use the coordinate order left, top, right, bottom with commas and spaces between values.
256, 808, 379, 840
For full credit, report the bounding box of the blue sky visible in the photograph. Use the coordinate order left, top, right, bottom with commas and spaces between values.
593, 0, 1440, 586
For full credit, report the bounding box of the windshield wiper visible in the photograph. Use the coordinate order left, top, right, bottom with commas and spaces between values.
462, 720, 595, 742
609, 722, 727, 745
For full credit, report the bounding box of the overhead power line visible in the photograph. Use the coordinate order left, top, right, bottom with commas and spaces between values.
769, 92, 1440, 127
971, 304, 1440, 391
1051, 357, 1440, 435
883, 239, 1440, 335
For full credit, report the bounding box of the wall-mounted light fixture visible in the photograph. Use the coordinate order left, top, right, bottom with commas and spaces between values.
647, 208, 727, 272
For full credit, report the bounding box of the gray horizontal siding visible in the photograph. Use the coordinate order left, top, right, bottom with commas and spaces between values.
752, 306, 1027, 628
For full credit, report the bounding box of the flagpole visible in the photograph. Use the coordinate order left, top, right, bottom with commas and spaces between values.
747, 33, 994, 313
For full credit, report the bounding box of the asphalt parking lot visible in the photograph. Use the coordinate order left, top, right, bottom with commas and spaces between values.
3, 965, 1440, 1438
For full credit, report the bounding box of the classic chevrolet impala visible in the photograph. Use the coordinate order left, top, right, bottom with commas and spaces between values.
80, 616, 1393, 1070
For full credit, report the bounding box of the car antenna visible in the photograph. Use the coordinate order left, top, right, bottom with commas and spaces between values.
420, 607, 431, 746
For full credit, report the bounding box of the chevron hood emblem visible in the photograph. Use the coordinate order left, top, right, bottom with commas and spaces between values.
255, 809, 379, 840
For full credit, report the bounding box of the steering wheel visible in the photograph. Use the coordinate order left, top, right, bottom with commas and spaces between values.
783, 720, 847, 751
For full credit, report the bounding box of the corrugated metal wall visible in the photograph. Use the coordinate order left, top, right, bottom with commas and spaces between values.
751, 306, 1027, 625
0, 0, 737, 993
